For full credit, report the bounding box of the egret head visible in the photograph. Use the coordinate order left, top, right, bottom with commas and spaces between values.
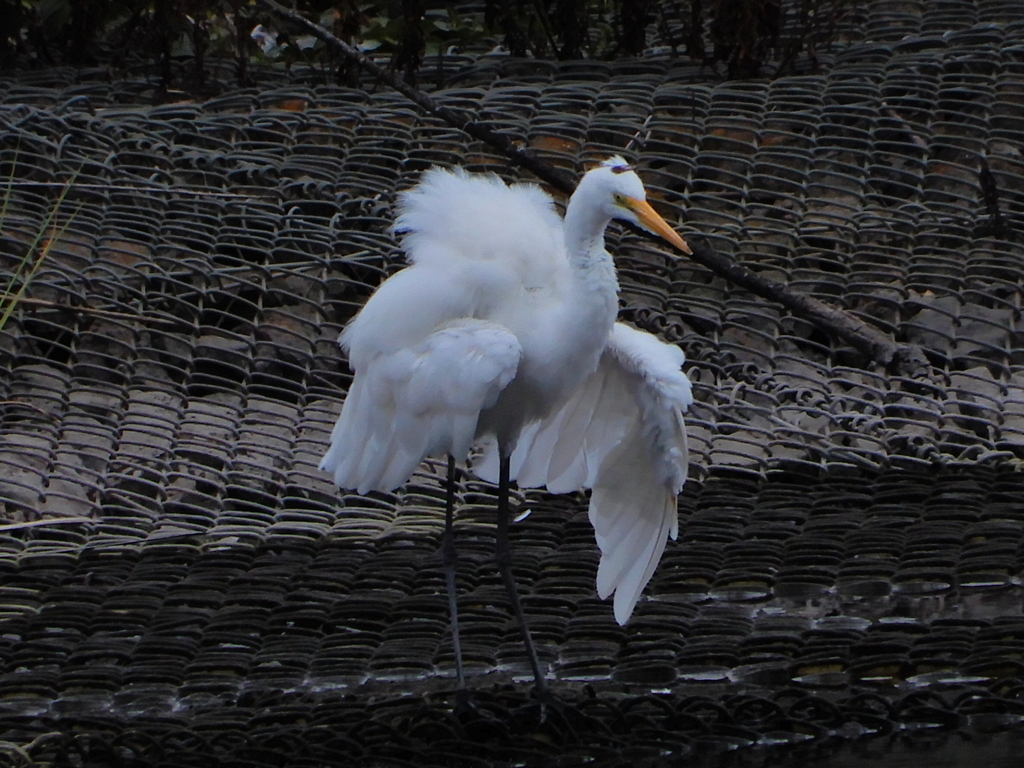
581, 156, 691, 254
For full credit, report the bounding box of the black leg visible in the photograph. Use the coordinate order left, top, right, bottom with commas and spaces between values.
495, 455, 548, 694
442, 454, 466, 689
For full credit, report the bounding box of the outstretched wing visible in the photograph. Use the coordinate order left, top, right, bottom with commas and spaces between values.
321, 318, 521, 494
476, 322, 691, 624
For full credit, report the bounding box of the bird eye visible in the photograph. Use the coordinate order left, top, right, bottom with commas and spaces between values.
613, 193, 629, 207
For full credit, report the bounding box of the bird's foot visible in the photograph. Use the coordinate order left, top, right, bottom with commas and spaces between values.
508, 683, 579, 742
451, 686, 479, 718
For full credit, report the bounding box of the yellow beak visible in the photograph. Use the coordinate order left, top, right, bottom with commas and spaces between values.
627, 197, 691, 255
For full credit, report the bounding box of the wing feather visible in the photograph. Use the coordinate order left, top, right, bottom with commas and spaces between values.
591, 325, 690, 622
321, 319, 521, 493
545, 376, 607, 488
478, 322, 691, 623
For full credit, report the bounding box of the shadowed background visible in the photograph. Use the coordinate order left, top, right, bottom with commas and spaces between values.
2, 1, 1024, 765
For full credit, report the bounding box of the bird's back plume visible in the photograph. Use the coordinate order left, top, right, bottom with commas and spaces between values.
394, 167, 564, 269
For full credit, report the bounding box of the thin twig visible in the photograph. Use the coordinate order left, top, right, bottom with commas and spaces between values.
3, 180, 279, 199
255, 0, 924, 373
0, 517, 94, 533
16, 297, 183, 327
1, 166, 83, 331
624, 114, 653, 154
0, 400, 59, 420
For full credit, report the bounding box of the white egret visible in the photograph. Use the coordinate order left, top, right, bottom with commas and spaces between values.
320, 157, 693, 691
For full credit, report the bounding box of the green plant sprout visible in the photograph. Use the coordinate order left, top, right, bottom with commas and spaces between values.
0, 156, 82, 334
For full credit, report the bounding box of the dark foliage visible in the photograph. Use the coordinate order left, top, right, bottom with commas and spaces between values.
708, 0, 782, 78
1, 0, 857, 91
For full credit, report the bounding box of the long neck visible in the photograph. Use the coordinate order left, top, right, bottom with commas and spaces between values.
563, 190, 614, 267
560, 187, 620, 338
482, 182, 621, 447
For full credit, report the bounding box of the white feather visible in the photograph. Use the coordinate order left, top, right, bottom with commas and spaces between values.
479, 322, 692, 623
321, 160, 692, 627
320, 319, 521, 493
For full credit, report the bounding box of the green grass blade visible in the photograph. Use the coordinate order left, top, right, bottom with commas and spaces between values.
0, 164, 83, 333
